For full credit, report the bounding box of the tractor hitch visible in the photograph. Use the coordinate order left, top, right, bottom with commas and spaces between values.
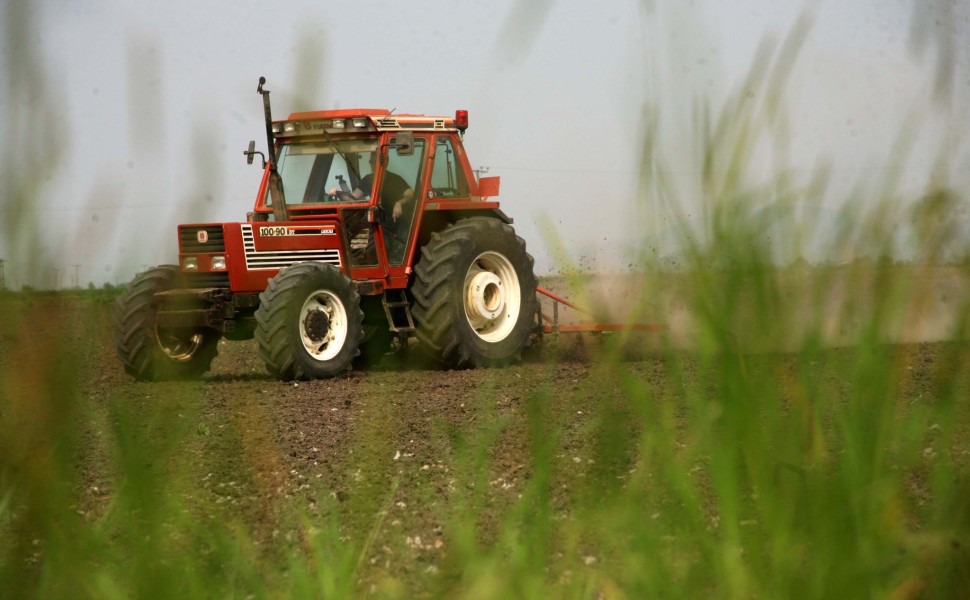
535, 286, 666, 335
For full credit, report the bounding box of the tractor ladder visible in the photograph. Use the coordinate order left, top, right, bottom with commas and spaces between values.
382, 289, 415, 333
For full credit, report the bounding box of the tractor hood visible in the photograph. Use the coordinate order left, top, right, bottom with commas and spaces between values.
177, 221, 345, 293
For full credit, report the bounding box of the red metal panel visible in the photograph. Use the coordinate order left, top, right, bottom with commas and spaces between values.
224, 222, 246, 290
250, 224, 341, 252
478, 176, 500, 199
425, 200, 502, 212
227, 220, 347, 292
253, 166, 270, 210
287, 109, 390, 120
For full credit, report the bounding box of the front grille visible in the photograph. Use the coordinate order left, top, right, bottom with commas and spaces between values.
180, 225, 226, 253
184, 272, 230, 289
241, 224, 342, 270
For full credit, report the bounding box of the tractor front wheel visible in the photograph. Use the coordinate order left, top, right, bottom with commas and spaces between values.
411, 217, 537, 368
114, 265, 220, 381
255, 263, 364, 380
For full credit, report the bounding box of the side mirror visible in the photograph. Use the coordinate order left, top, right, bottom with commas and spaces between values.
244, 140, 266, 167
395, 131, 414, 156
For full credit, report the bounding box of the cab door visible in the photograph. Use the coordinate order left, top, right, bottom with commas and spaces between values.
381, 133, 473, 285
363, 135, 429, 290
379, 136, 428, 269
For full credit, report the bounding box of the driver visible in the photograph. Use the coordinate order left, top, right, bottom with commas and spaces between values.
352, 152, 414, 226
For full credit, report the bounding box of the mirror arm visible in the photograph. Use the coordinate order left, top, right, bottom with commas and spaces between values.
244, 148, 267, 168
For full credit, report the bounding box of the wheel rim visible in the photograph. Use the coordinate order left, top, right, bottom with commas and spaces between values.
463, 250, 521, 343
155, 328, 205, 362
299, 289, 348, 361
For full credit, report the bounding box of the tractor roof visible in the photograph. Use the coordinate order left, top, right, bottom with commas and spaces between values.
278, 109, 461, 135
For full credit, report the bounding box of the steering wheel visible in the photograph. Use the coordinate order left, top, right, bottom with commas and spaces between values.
330, 190, 358, 202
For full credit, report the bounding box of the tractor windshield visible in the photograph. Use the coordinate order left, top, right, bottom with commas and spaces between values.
268, 139, 379, 206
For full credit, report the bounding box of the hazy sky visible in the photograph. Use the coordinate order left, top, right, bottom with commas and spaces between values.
2, 0, 968, 288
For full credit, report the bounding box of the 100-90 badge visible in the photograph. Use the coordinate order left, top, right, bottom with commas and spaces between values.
259, 226, 291, 236
258, 226, 335, 236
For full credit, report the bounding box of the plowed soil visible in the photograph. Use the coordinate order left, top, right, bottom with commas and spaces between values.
2, 291, 968, 595
2, 294, 653, 573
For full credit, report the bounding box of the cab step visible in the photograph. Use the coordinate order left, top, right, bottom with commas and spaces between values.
382, 289, 415, 333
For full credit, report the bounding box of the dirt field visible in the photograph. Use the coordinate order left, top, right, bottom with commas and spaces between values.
7, 293, 655, 517
3, 292, 665, 592
2, 287, 969, 596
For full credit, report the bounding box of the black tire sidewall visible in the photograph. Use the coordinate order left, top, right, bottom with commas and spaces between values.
115, 265, 220, 380
257, 263, 363, 379
414, 218, 536, 367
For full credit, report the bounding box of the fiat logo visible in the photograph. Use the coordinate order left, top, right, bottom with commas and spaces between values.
197, 230, 209, 243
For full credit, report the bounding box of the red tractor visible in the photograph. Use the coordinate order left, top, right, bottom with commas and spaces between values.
115, 78, 537, 380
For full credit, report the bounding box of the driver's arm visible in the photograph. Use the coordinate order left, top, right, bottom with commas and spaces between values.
392, 188, 414, 221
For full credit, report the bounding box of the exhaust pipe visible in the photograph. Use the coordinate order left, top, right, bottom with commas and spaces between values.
257, 76, 288, 222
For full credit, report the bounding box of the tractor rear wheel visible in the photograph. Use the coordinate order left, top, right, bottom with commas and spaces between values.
411, 217, 537, 368
255, 262, 364, 380
115, 265, 220, 381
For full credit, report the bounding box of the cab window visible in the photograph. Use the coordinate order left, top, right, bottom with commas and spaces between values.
381, 138, 426, 266
266, 139, 377, 206
430, 137, 469, 198
344, 138, 427, 268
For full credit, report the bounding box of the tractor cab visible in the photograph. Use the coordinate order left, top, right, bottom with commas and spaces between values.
245, 107, 492, 290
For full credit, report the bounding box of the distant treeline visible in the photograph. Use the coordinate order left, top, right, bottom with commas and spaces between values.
2, 284, 124, 299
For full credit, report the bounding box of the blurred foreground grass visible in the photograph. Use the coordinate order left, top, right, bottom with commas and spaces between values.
2, 266, 969, 600
3, 2, 970, 599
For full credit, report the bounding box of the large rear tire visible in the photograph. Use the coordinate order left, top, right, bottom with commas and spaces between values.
255, 263, 364, 380
114, 265, 220, 381
411, 217, 537, 368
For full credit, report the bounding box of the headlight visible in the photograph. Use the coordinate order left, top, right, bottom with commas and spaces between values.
331, 118, 346, 129
351, 117, 368, 128
210, 256, 227, 270
183, 257, 198, 271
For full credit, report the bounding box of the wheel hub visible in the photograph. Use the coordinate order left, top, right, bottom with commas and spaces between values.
298, 289, 349, 362
465, 271, 505, 323
303, 309, 331, 342
155, 327, 204, 362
